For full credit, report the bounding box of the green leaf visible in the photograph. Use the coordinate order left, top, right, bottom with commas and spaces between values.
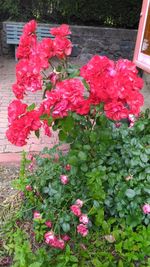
35, 130, 40, 138
78, 151, 87, 161
62, 116, 74, 132
45, 83, 52, 90
68, 69, 80, 78
80, 163, 88, 172
40, 114, 49, 120
47, 117, 53, 126
65, 215, 71, 222
144, 218, 149, 225
29, 263, 42, 267
140, 153, 149, 163
92, 258, 102, 267
59, 130, 67, 141
43, 187, 49, 193
95, 208, 104, 226
68, 155, 78, 166
62, 223, 70, 232
82, 78, 90, 91
26, 103, 35, 111
102, 221, 110, 233
125, 189, 136, 198
118, 260, 124, 267
69, 256, 78, 263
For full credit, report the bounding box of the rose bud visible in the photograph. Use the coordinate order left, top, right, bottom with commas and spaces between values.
79, 214, 89, 225
62, 234, 70, 241
33, 211, 42, 220
70, 205, 81, 217
77, 224, 88, 237
65, 164, 71, 171
75, 199, 84, 208
45, 220, 52, 228
26, 185, 32, 191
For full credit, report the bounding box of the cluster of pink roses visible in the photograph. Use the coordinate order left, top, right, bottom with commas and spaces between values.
31, 164, 89, 250
33, 211, 67, 250
33, 211, 66, 250
80, 56, 144, 121
6, 20, 144, 146
70, 199, 89, 237
15, 20, 72, 96
33, 199, 89, 250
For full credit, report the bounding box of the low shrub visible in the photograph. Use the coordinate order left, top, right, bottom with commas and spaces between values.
2, 21, 150, 266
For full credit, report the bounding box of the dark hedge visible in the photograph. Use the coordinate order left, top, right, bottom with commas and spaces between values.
0, 0, 142, 29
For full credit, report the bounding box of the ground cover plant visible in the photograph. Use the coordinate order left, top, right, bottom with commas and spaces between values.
1, 20, 150, 266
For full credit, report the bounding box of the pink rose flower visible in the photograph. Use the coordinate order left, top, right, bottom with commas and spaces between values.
65, 164, 71, 171
45, 220, 52, 228
77, 224, 88, 237
60, 174, 69, 185
44, 231, 55, 244
62, 235, 70, 241
75, 199, 84, 208
44, 231, 65, 250
79, 214, 89, 225
26, 185, 32, 191
33, 211, 42, 220
70, 205, 81, 217
142, 204, 150, 214
55, 239, 65, 250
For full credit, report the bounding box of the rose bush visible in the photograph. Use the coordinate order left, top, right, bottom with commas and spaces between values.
6, 20, 144, 146
3, 20, 150, 266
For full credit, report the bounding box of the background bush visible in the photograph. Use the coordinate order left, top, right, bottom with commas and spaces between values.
0, 0, 142, 29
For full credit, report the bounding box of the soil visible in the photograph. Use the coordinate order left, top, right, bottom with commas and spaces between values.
0, 164, 20, 203
0, 164, 20, 266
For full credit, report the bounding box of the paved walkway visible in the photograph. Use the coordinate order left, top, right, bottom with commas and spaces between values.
0, 56, 150, 163
0, 56, 60, 162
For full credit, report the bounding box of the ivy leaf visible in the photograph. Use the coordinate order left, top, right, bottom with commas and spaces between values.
125, 189, 136, 198
26, 103, 36, 111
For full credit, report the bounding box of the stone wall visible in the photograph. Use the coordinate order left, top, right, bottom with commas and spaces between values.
70, 25, 137, 62
1, 22, 137, 61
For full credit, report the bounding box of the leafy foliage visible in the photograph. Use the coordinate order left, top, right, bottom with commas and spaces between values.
2, 109, 149, 266
1, 0, 142, 28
